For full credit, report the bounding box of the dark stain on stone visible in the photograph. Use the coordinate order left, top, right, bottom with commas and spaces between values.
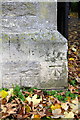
57, 52, 61, 58
16, 35, 20, 51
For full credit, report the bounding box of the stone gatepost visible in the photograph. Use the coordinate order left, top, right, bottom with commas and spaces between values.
0, 0, 68, 89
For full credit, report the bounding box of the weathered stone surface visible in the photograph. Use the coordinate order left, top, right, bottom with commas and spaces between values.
0, 2, 68, 89
2, 32, 68, 89
2, 2, 57, 33
2, 0, 57, 3
0, 35, 2, 88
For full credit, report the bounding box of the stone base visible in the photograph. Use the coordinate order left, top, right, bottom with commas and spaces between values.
0, 2, 68, 89
1, 31, 68, 89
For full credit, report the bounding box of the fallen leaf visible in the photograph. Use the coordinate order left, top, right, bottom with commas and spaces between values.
34, 89, 43, 96
66, 97, 71, 102
26, 94, 42, 106
61, 102, 69, 110
16, 114, 22, 119
51, 114, 64, 118
7, 88, 13, 95
34, 114, 41, 118
1, 98, 7, 104
70, 97, 79, 113
52, 108, 62, 115
23, 113, 31, 118
52, 109, 63, 118
0, 90, 8, 98
70, 103, 78, 113
25, 105, 31, 112
69, 85, 76, 93
7, 108, 17, 114
71, 97, 78, 104
71, 47, 77, 52
38, 111, 46, 117
51, 104, 61, 110
0, 113, 9, 119
64, 111, 74, 118
69, 58, 75, 61
1, 105, 7, 113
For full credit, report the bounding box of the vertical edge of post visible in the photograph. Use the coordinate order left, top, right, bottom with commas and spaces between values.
0, 1, 2, 88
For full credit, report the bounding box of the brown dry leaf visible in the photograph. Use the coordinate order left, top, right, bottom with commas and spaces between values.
21, 105, 26, 115
15, 98, 21, 104
16, 114, 23, 119
1, 98, 7, 105
68, 84, 76, 93
57, 92, 65, 96
45, 108, 52, 116
30, 111, 38, 115
0, 113, 9, 119
53, 97, 61, 104
22, 91, 30, 95
6, 103, 17, 110
11, 99, 16, 104
1, 105, 7, 113
34, 89, 43, 96
38, 111, 46, 117
18, 105, 25, 116
7, 108, 17, 114
23, 113, 31, 118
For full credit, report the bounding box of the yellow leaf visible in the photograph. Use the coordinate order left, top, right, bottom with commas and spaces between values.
0, 90, 8, 98
66, 97, 71, 102
34, 114, 41, 118
49, 96, 53, 98
69, 58, 74, 61
51, 104, 61, 110
78, 73, 80, 77
68, 50, 71, 54
25, 105, 31, 112
64, 111, 74, 118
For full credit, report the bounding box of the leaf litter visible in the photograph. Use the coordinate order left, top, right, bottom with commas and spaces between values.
0, 85, 79, 119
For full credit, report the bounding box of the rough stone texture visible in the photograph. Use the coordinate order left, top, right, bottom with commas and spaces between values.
2, 0, 57, 3
2, 2, 57, 33
0, 2, 68, 89
2, 32, 68, 89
